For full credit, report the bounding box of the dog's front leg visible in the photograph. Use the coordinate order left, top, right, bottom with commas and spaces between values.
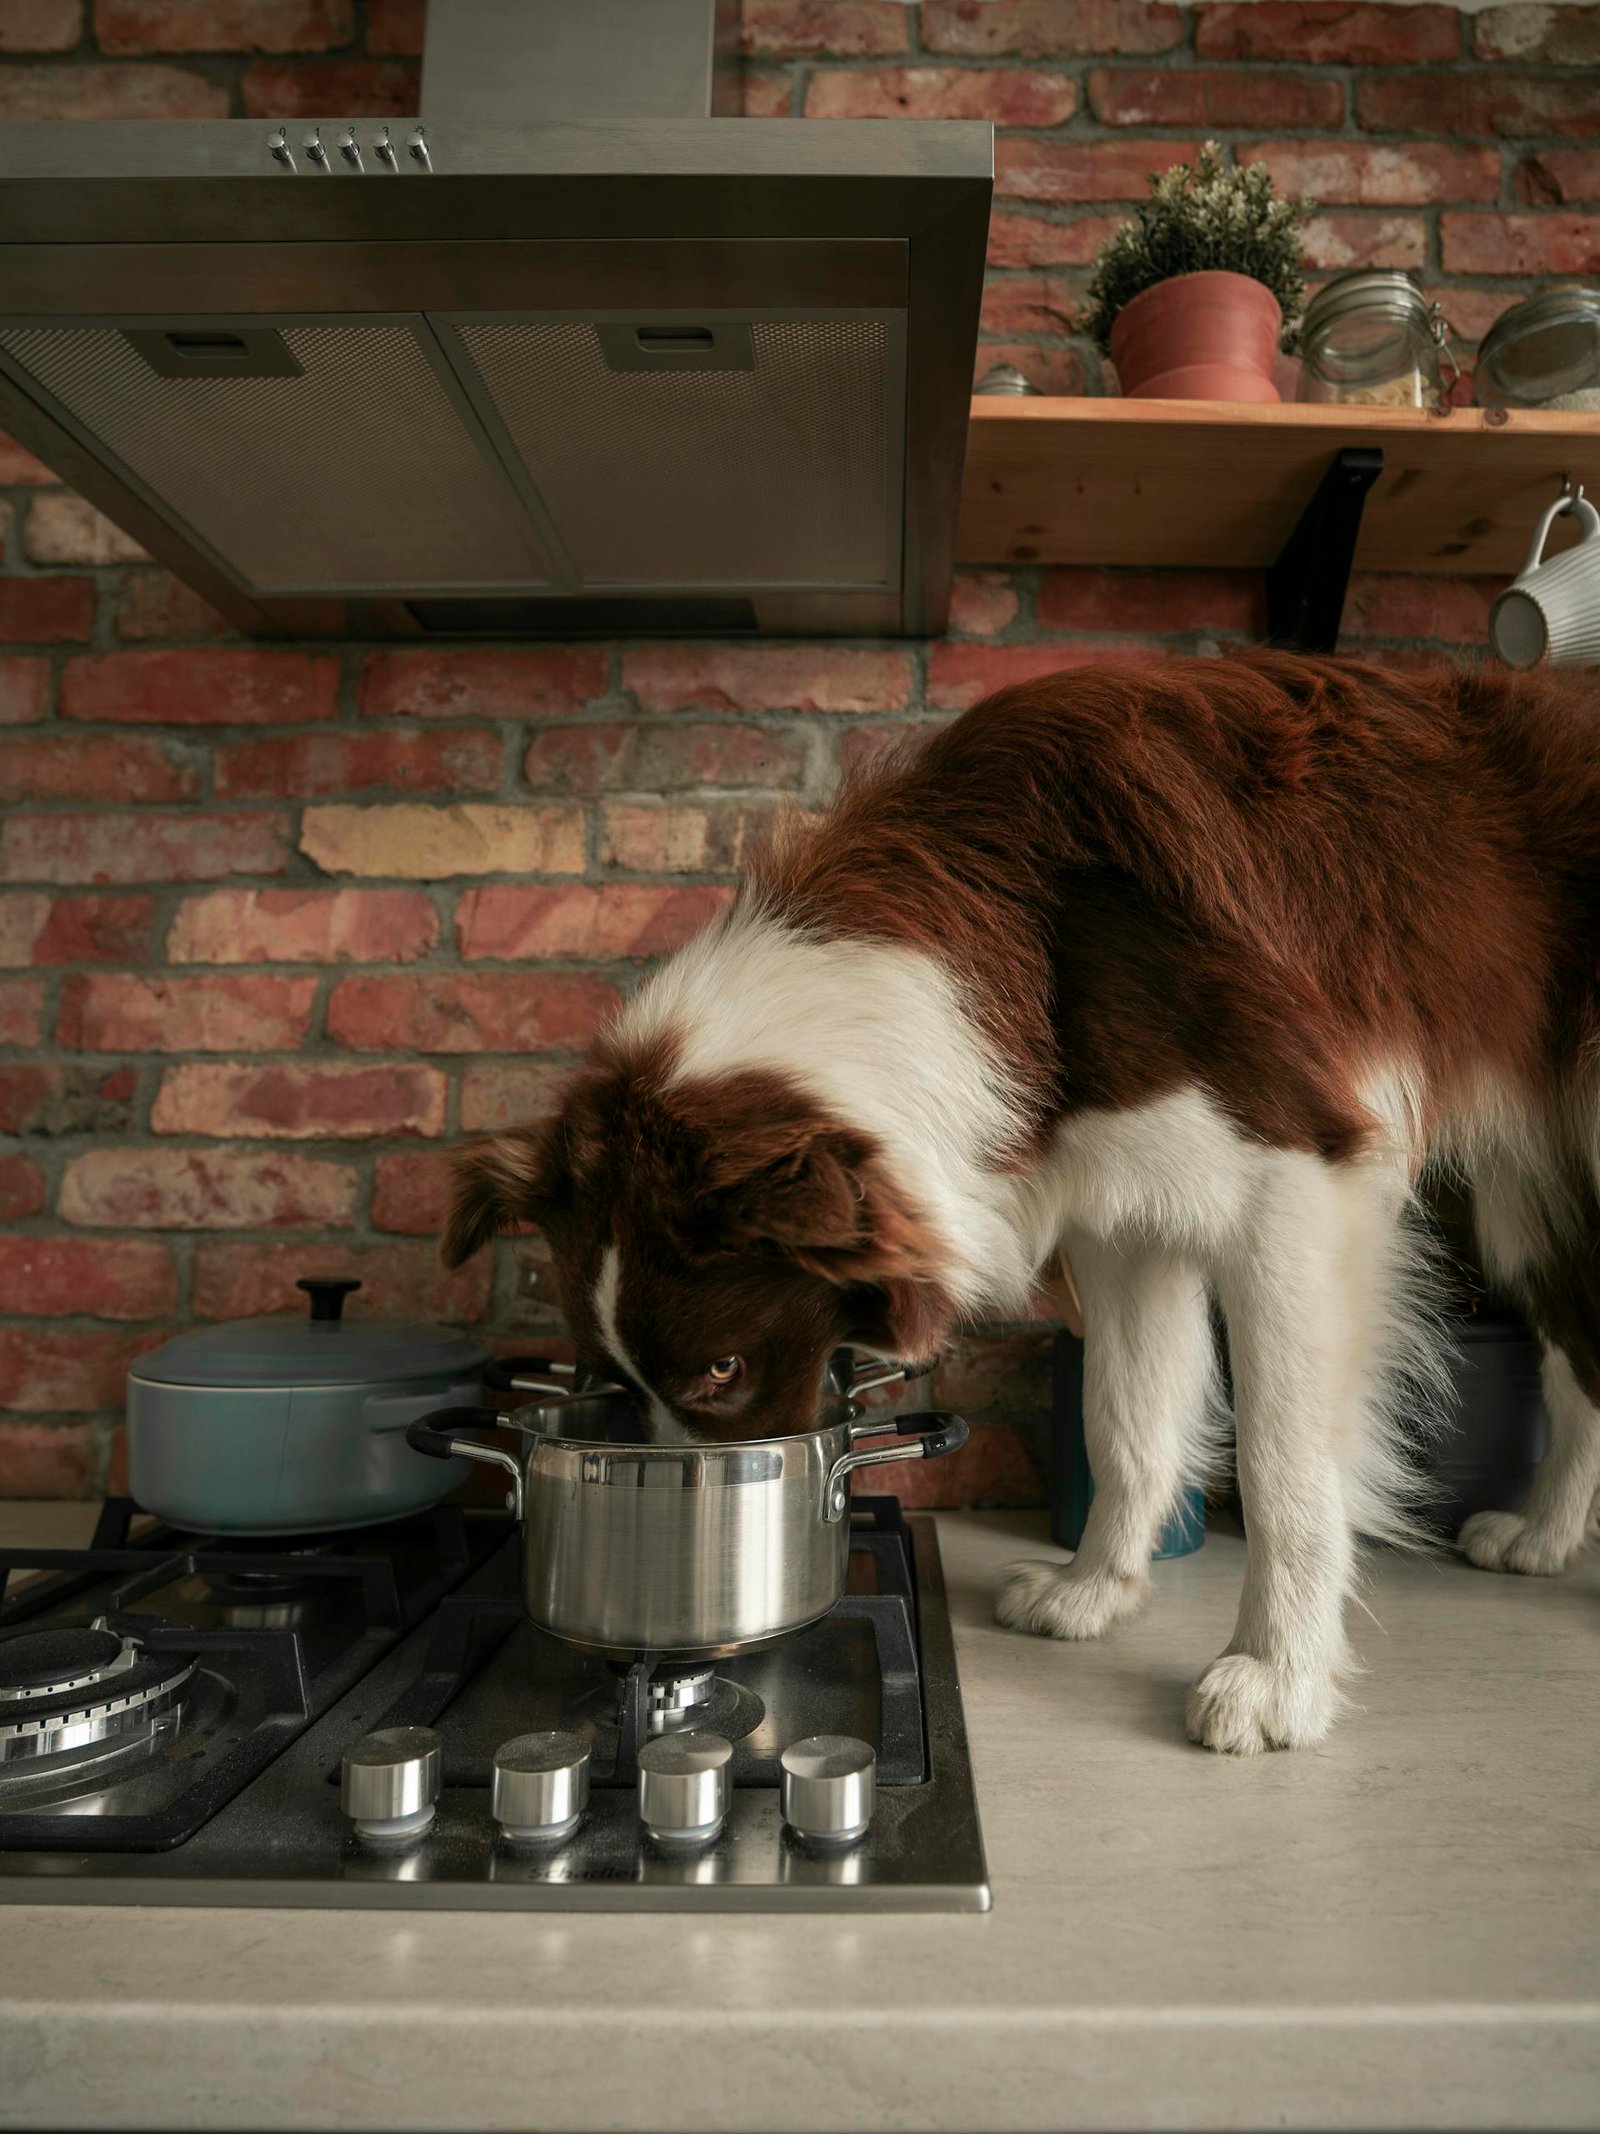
1188, 1160, 1353, 1754
996, 1237, 1214, 1641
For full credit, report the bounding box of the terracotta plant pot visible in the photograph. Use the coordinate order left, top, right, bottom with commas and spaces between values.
1109, 270, 1283, 403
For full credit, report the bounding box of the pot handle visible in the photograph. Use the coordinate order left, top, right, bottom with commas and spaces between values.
482, 1354, 576, 1399
827, 1352, 933, 1405
844, 1360, 931, 1411
406, 1406, 524, 1519
823, 1411, 968, 1523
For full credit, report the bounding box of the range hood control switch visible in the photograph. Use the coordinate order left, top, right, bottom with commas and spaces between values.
407, 129, 432, 172
337, 130, 362, 171
267, 129, 294, 170
303, 129, 328, 169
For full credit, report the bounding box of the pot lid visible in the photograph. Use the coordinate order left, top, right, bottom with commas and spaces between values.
130, 1277, 491, 1390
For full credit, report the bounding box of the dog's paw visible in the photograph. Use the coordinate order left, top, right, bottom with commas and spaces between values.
1458, 1509, 1574, 1577
993, 1559, 1145, 1641
1185, 1653, 1336, 1756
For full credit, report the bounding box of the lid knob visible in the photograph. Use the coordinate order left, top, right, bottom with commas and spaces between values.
297, 1276, 361, 1323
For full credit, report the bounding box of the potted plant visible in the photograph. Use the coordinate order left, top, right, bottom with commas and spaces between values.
1080, 143, 1308, 404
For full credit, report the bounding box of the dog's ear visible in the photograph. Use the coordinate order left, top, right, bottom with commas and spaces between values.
440, 1121, 567, 1268
698, 1121, 939, 1286
843, 1277, 954, 1372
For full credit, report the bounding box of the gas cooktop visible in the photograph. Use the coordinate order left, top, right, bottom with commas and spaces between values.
0, 1496, 989, 1912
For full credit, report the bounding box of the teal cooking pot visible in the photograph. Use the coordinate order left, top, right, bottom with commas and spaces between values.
126, 1277, 495, 1535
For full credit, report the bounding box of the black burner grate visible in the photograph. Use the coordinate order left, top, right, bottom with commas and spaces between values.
0, 1500, 505, 1851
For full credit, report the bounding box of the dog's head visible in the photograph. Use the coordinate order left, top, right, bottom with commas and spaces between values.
441, 1056, 952, 1441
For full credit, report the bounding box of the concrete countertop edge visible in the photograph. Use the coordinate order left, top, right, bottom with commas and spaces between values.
0, 1503, 1595, 2134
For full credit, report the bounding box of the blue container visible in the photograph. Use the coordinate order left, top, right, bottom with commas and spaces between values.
1050, 1329, 1205, 1559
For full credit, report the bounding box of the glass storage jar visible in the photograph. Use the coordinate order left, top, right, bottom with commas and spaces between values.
1296, 271, 1454, 410
1474, 287, 1600, 412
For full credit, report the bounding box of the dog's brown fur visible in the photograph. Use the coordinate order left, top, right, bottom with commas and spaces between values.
449, 653, 1600, 1418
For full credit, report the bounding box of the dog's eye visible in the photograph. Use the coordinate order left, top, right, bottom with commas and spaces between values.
705, 1356, 743, 1390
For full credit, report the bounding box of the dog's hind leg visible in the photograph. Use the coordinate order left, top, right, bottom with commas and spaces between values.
1461, 1352, 1600, 1574
1463, 1159, 1600, 1575
995, 1236, 1217, 1641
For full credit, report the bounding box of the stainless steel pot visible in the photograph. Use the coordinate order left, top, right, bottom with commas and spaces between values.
405, 1365, 968, 1662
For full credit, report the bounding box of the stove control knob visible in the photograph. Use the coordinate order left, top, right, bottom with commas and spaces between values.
780, 1734, 875, 1846
637, 1729, 732, 1848
493, 1731, 590, 1846
341, 1726, 441, 1843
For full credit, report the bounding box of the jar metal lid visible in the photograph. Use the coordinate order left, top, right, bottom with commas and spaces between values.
1476, 285, 1600, 397
1302, 270, 1433, 338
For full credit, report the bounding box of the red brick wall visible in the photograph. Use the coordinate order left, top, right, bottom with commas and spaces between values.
0, 1, 1594, 1505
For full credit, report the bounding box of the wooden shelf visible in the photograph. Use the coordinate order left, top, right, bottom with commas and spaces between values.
956, 397, 1600, 577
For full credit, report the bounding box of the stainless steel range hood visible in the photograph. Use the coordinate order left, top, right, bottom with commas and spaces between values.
0, 0, 992, 639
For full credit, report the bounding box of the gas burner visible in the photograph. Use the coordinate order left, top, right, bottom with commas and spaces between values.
578, 1664, 765, 1781
651, 1671, 764, 1746
0, 1624, 132, 1700
202, 1566, 318, 1601
638, 1665, 763, 1743
647, 1664, 715, 1728
196, 1563, 323, 1630
0, 1622, 194, 1766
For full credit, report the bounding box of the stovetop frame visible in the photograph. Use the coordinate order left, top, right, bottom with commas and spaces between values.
0, 1512, 990, 1913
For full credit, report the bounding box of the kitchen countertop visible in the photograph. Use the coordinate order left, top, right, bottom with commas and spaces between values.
0, 1502, 1595, 2133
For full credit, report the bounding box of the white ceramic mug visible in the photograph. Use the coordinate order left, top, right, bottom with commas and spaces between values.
1491, 488, 1600, 669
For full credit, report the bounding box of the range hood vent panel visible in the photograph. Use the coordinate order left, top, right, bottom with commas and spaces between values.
453, 314, 901, 589
0, 12, 992, 640
0, 320, 555, 596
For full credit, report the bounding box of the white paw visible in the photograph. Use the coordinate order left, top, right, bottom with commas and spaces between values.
1458, 1509, 1574, 1578
993, 1559, 1146, 1641
1185, 1652, 1337, 1756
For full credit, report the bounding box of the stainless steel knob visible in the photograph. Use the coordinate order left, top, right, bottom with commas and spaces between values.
637, 1729, 732, 1847
492, 1731, 590, 1846
780, 1734, 875, 1846
303, 128, 328, 166
340, 1726, 441, 1843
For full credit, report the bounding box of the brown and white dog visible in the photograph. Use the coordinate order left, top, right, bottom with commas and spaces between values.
443, 652, 1600, 1754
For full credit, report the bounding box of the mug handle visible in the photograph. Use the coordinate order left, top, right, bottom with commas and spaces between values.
823, 1410, 969, 1522
406, 1406, 524, 1517
1519, 491, 1600, 578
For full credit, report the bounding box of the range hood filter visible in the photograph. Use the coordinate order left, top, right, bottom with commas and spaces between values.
453, 315, 899, 589
0, 320, 558, 594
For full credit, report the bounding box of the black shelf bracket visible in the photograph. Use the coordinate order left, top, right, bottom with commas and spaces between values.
1265, 445, 1384, 653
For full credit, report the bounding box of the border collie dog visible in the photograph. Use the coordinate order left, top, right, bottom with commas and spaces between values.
445, 653, 1600, 1754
